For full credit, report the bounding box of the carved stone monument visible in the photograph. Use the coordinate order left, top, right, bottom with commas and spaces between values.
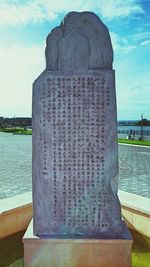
23, 11, 133, 267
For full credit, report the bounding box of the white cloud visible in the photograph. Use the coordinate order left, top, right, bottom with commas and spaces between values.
117, 84, 150, 120
110, 31, 136, 53
141, 40, 150, 46
96, 0, 143, 20
0, 1, 56, 26
0, 0, 143, 26
115, 56, 150, 120
0, 44, 45, 116
132, 31, 150, 42
121, 45, 136, 53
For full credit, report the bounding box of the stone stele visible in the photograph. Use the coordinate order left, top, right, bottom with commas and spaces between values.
32, 11, 130, 239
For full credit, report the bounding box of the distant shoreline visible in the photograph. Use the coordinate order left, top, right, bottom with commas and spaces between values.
0, 128, 150, 145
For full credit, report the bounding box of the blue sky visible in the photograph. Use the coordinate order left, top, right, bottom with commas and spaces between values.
0, 0, 149, 120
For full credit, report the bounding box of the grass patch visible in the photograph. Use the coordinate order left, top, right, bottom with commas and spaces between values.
0, 128, 32, 135
7, 259, 23, 267
13, 130, 32, 135
131, 230, 150, 267
132, 242, 150, 267
118, 138, 150, 146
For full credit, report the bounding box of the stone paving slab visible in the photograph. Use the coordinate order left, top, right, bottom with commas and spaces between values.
0, 133, 150, 199
0, 133, 32, 199
118, 144, 150, 198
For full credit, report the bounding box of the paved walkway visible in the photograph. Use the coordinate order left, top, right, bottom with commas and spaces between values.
118, 144, 150, 198
0, 139, 150, 199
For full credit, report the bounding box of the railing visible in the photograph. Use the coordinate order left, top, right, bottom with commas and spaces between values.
118, 129, 150, 136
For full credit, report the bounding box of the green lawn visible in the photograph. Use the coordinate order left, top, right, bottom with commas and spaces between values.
131, 231, 150, 267
7, 259, 23, 267
118, 138, 150, 146
0, 128, 32, 135
132, 246, 150, 267
132, 242, 150, 267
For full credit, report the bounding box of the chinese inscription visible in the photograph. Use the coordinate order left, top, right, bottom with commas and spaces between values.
35, 73, 114, 234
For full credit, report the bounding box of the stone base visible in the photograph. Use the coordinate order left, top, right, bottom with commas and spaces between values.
23, 220, 133, 267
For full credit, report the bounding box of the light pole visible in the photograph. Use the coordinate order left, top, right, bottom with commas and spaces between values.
141, 114, 144, 141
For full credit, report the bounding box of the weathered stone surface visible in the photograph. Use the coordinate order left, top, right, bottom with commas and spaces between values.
45, 12, 113, 70
32, 12, 124, 238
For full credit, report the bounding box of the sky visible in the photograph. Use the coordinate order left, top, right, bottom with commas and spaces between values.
0, 0, 150, 120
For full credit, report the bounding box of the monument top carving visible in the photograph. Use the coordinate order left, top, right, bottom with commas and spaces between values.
45, 11, 113, 71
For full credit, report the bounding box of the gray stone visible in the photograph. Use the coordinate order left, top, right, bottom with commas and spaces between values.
46, 12, 113, 70
32, 11, 124, 238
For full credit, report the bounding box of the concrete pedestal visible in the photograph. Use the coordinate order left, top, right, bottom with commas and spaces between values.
23, 220, 133, 267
